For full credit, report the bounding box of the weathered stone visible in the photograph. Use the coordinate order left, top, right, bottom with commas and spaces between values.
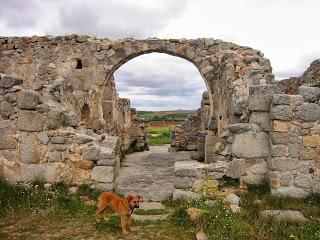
230, 204, 241, 213
249, 112, 270, 131
18, 110, 44, 131
249, 84, 281, 96
232, 132, 269, 158
270, 132, 301, 145
63, 113, 79, 127
36, 132, 50, 145
225, 193, 240, 205
296, 103, 320, 122
82, 146, 100, 160
248, 95, 271, 111
226, 159, 249, 178
46, 151, 62, 162
17, 90, 39, 110
269, 157, 299, 171
247, 161, 268, 175
91, 166, 114, 183
228, 123, 258, 134
303, 135, 320, 147
260, 210, 309, 222
0, 100, 14, 119
294, 174, 312, 189
270, 105, 292, 120
288, 144, 300, 158
271, 186, 310, 197
99, 147, 114, 159
19, 132, 42, 164
0, 134, 17, 150
196, 232, 208, 240
77, 160, 94, 170
271, 145, 289, 157
173, 189, 201, 200
272, 94, 291, 105
72, 134, 95, 144
174, 161, 205, 177
51, 136, 66, 144
174, 176, 196, 189
298, 86, 320, 102
272, 120, 291, 132
20, 163, 57, 182
96, 158, 117, 166
0, 75, 23, 88
46, 108, 63, 129
93, 183, 114, 191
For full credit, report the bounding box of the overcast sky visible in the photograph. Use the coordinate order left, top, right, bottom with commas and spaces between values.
1, 0, 319, 110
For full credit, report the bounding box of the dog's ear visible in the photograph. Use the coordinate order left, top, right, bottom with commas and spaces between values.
127, 195, 134, 202
136, 195, 143, 201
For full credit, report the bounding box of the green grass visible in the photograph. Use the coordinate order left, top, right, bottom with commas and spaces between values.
1, 179, 320, 239
134, 208, 169, 215
149, 126, 171, 145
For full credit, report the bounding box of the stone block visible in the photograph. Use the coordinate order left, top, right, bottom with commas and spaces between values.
226, 159, 249, 178
296, 103, 320, 122
270, 132, 301, 145
271, 145, 289, 157
174, 161, 205, 177
91, 166, 114, 183
94, 183, 114, 191
173, 189, 201, 201
260, 210, 309, 223
19, 132, 42, 164
82, 146, 100, 160
96, 158, 117, 166
241, 174, 265, 185
294, 174, 312, 189
232, 132, 269, 158
249, 112, 270, 131
247, 161, 268, 175
76, 160, 94, 170
228, 123, 258, 134
0, 133, 17, 149
269, 157, 299, 171
20, 163, 57, 182
0, 100, 14, 119
270, 105, 292, 120
0, 75, 23, 88
63, 113, 79, 127
37, 132, 49, 144
99, 147, 114, 159
70, 168, 90, 183
272, 120, 291, 132
303, 135, 320, 147
72, 134, 95, 144
174, 176, 196, 189
46, 151, 62, 162
248, 95, 271, 111
272, 94, 291, 105
288, 144, 300, 158
271, 186, 310, 197
18, 110, 44, 131
50, 136, 66, 144
17, 90, 39, 110
46, 108, 63, 130
298, 86, 320, 102
249, 84, 281, 96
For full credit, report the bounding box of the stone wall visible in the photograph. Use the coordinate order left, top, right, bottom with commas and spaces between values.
0, 74, 120, 190
269, 86, 320, 197
173, 84, 320, 199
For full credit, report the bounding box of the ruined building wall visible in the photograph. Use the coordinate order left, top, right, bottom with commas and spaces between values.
1, 35, 285, 194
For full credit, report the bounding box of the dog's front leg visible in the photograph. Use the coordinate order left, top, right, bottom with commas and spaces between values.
120, 215, 128, 235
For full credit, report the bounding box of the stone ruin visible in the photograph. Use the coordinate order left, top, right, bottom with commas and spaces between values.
0, 35, 319, 198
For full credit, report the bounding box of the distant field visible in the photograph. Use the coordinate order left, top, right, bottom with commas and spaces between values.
149, 126, 171, 145
138, 110, 195, 121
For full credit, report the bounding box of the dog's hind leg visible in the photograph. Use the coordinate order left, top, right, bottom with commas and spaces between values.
103, 206, 111, 221
95, 202, 108, 221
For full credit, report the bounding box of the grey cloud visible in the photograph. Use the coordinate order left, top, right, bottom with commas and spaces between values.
114, 53, 206, 110
0, 0, 41, 28
54, 0, 191, 38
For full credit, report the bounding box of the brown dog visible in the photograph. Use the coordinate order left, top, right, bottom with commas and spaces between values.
96, 191, 143, 235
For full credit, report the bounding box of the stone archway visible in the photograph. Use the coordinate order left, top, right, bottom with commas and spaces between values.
93, 39, 273, 136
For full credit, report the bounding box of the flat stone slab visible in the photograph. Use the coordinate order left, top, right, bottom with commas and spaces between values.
260, 210, 309, 222
131, 213, 169, 221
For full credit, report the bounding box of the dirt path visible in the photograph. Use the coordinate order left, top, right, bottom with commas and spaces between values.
115, 145, 193, 201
